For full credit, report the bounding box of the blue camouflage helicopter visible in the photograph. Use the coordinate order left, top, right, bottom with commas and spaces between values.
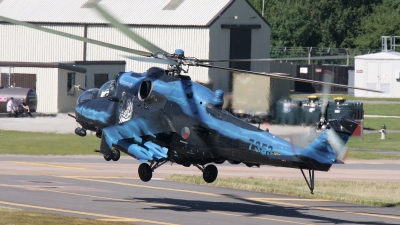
0, 3, 380, 194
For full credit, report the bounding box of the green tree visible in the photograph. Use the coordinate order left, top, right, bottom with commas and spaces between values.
316, 0, 380, 48
354, 0, 400, 49
249, 0, 380, 48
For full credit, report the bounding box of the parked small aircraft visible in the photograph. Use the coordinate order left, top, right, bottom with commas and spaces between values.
0, 2, 380, 193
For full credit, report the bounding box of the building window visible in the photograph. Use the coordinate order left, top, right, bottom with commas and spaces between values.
67, 72, 75, 95
94, 73, 109, 88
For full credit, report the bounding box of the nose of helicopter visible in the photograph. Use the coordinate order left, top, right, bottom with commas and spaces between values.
76, 88, 100, 107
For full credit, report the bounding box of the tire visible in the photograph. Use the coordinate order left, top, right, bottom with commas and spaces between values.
103, 154, 112, 161
138, 163, 152, 182
203, 164, 218, 183
111, 149, 120, 161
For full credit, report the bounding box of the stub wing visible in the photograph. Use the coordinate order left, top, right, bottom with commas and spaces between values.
101, 113, 173, 162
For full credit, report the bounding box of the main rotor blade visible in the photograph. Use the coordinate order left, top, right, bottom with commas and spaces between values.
199, 63, 381, 93
123, 55, 178, 65
87, 2, 168, 55
199, 55, 350, 63
0, 15, 153, 57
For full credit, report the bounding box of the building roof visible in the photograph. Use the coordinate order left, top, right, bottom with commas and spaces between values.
0, 0, 238, 26
355, 51, 400, 60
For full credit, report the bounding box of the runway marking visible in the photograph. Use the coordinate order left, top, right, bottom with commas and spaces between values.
60, 175, 223, 197
248, 198, 400, 221
0, 183, 174, 208
6, 170, 400, 222
57, 175, 400, 221
209, 210, 312, 225
0, 183, 310, 225
0, 200, 179, 225
7, 161, 87, 170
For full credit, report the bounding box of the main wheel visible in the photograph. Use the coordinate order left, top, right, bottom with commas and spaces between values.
203, 164, 218, 183
103, 154, 112, 161
138, 163, 152, 182
111, 149, 120, 161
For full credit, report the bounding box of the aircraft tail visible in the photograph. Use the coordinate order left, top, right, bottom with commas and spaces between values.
300, 115, 358, 170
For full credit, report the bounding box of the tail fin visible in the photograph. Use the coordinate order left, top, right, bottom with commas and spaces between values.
301, 115, 358, 170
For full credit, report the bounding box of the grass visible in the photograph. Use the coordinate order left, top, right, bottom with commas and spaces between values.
0, 207, 131, 225
363, 104, 400, 116
363, 117, 400, 130
1, 129, 400, 159
0, 130, 100, 155
165, 175, 400, 208
347, 150, 400, 160
348, 133, 400, 152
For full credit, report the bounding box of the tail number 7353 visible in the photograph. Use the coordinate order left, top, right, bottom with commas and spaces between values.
248, 139, 274, 155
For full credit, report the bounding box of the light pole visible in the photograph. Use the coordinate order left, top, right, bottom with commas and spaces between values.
262, 0, 265, 17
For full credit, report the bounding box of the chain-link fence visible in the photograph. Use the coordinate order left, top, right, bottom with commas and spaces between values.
270, 47, 382, 65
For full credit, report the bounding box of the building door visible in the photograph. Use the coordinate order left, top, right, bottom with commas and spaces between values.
229, 28, 252, 91
366, 61, 378, 96
379, 61, 391, 96
1, 73, 36, 89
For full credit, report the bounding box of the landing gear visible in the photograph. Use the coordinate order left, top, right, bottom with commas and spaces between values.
111, 149, 120, 161
103, 154, 112, 161
137, 160, 168, 182
75, 127, 87, 137
195, 164, 218, 183
300, 168, 315, 194
101, 149, 120, 162
138, 163, 152, 182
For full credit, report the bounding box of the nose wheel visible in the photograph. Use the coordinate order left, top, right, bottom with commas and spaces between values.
138, 163, 152, 182
195, 164, 218, 183
137, 160, 168, 182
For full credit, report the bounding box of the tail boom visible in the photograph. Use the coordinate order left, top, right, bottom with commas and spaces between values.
299, 115, 358, 171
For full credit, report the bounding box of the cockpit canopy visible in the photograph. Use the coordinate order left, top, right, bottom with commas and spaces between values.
76, 88, 99, 105
98, 80, 116, 98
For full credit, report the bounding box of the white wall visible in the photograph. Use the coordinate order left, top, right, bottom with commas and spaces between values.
86, 26, 211, 82
0, 24, 84, 62
355, 59, 400, 97
57, 69, 85, 113
8, 67, 59, 113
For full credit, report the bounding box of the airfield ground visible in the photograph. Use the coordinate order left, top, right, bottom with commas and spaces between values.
0, 113, 311, 135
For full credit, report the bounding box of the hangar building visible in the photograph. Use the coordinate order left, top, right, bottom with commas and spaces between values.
0, 0, 271, 108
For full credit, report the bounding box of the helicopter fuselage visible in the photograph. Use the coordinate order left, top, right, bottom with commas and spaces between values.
74, 67, 337, 172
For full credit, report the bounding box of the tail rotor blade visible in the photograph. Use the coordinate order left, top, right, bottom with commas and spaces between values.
325, 129, 349, 163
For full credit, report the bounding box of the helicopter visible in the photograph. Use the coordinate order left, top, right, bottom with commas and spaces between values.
0, 3, 380, 194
